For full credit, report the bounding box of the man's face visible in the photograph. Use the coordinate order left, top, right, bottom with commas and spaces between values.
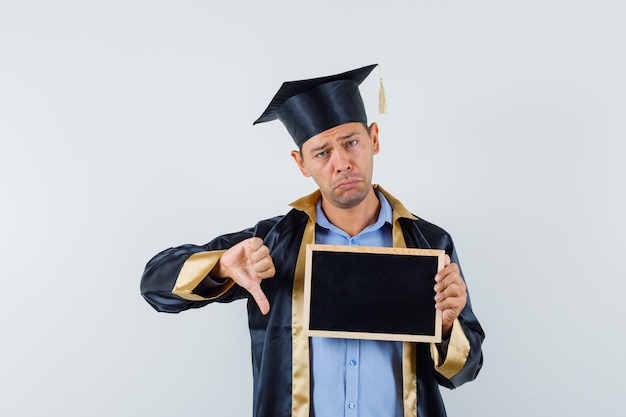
291, 122, 380, 209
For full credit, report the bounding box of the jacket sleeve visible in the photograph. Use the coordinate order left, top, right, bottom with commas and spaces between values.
431, 236, 485, 389
140, 217, 282, 313
403, 217, 485, 389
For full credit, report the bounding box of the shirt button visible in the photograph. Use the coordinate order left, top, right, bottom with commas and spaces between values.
348, 402, 355, 409
350, 359, 357, 366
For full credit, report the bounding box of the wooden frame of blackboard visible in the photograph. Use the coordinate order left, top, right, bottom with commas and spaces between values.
303, 244, 444, 343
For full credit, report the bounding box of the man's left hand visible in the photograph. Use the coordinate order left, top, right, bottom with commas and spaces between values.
434, 255, 467, 337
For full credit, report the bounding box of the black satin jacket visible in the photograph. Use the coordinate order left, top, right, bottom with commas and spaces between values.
141, 190, 485, 417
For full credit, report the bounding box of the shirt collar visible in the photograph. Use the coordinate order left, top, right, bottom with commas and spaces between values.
315, 189, 393, 237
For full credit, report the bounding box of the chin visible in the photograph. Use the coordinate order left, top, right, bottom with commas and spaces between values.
331, 190, 370, 208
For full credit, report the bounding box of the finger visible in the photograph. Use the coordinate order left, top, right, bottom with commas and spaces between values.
435, 281, 465, 301
435, 274, 466, 298
435, 287, 465, 307
435, 295, 466, 313
249, 244, 270, 263
435, 263, 460, 287
435, 282, 467, 311
247, 243, 275, 278
247, 237, 264, 252
247, 283, 270, 315
254, 259, 276, 278
435, 255, 453, 283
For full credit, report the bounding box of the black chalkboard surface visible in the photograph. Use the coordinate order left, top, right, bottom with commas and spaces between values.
304, 244, 444, 343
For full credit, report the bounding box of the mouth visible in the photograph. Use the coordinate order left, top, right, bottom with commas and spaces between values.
334, 177, 363, 190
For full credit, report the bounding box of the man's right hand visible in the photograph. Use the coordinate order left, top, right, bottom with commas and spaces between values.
211, 237, 275, 315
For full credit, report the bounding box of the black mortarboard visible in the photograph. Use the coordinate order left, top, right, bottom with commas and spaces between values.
253, 64, 379, 148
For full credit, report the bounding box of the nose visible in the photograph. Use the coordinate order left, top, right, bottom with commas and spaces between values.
332, 150, 352, 173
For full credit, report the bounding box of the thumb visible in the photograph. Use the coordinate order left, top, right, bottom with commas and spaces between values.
247, 283, 270, 315
238, 239, 271, 315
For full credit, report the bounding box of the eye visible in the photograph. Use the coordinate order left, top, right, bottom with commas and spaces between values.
346, 139, 358, 148
315, 150, 328, 158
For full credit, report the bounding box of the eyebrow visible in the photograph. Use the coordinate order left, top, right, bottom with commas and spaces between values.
308, 142, 330, 155
338, 131, 360, 141
307, 131, 361, 155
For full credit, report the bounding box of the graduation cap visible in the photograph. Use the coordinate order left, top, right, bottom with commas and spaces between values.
253, 64, 383, 148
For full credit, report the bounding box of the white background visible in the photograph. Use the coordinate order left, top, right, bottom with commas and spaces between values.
1, 1, 625, 416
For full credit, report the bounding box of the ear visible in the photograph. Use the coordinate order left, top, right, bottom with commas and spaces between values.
290, 150, 311, 177
369, 122, 380, 155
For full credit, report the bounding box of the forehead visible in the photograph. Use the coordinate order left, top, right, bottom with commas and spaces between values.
302, 122, 368, 150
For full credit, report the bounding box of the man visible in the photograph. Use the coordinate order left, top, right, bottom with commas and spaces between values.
141, 64, 484, 417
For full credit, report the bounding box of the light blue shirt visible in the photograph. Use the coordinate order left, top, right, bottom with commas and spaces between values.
311, 191, 403, 417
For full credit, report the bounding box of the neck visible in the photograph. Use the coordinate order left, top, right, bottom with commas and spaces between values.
321, 188, 380, 237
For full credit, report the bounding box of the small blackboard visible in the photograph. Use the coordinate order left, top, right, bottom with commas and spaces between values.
304, 244, 444, 343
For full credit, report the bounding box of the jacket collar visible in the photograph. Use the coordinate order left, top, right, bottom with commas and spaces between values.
289, 184, 418, 221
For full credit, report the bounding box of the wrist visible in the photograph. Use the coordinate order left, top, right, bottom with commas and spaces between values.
209, 257, 230, 280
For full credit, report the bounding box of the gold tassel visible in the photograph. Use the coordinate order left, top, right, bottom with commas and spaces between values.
378, 66, 387, 114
